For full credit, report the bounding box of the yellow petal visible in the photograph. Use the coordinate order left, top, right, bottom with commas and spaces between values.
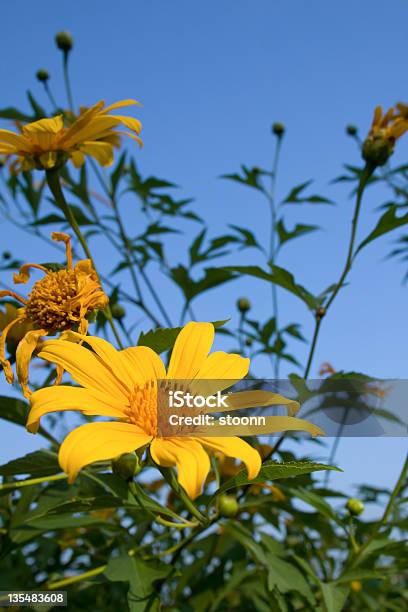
0, 129, 31, 152
22, 115, 64, 135
103, 99, 141, 113
59, 421, 151, 483
167, 322, 214, 380
63, 116, 120, 146
61, 332, 134, 392
27, 385, 127, 433
150, 437, 210, 499
120, 345, 166, 385
206, 416, 325, 438
37, 339, 128, 402
16, 329, 48, 398
110, 115, 142, 134
70, 150, 85, 167
80, 141, 114, 167
198, 436, 261, 480
206, 390, 299, 415
190, 351, 249, 397
60, 101, 105, 142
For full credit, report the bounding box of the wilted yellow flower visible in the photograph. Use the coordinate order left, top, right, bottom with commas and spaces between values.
0, 232, 108, 396
26, 321, 323, 499
0, 303, 34, 349
363, 103, 408, 166
0, 99, 142, 172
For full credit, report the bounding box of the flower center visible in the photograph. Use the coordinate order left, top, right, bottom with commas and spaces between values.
125, 380, 158, 436
25, 269, 81, 330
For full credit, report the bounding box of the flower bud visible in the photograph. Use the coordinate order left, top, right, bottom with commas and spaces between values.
272, 122, 285, 137
362, 135, 393, 167
2, 251, 11, 260
245, 337, 253, 347
55, 31, 73, 53
36, 69, 50, 83
351, 580, 362, 592
111, 304, 126, 320
237, 297, 251, 313
346, 498, 365, 516
346, 124, 358, 136
218, 494, 239, 517
111, 452, 141, 480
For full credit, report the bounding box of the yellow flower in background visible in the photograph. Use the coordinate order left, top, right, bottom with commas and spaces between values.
0, 232, 108, 396
363, 102, 408, 166
26, 321, 323, 499
0, 303, 34, 351
0, 99, 142, 172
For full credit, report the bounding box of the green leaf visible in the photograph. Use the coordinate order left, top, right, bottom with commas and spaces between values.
320, 582, 349, 612
0, 449, 60, 477
210, 460, 340, 501
0, 396, 56, 445
0, 107, 34, 122
224, 264, 318, 310
138, 320, 229, 354
170, 265, 235, 302
277, 219, 319, 247
26, 91, 46, 119
283, 180, 333, 205
266, 553, 315, 603
104, 551, 171, 612
287, 487, 339, 522
355, 205, 408, 255
220, 165, 265, 192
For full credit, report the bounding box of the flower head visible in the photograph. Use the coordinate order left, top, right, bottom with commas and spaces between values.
363, 103, 408, 166
27, 321, 323, 499
0, 99, 142, 172
0, 232, 108, 396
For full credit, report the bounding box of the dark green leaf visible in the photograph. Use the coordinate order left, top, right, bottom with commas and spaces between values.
355, 206, 408, 255
0, 449, 59, 477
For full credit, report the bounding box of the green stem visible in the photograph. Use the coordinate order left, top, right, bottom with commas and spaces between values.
63, 53, 74, 113
344, 452, 408, 571
267, 137, 282, 379
0, 473, 67, 491
47, 564, 106, 590
43, 83, 59, 112
45, 168, 124, 349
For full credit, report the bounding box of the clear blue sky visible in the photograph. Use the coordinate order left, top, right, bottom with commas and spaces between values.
0, 1, 407, 514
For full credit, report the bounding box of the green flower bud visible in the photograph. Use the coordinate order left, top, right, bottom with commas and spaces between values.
237, 297, 251, 313
346, 498, 365, 516
245, 337, 253, 347
36, 69, 50, 83
111, 304, 126, 320
2, 251, 11, 260
218, 494, 239, 517
362, 135, 393, 167
55, 31, 73, 53
111, 452, 142, 480
272, 122, 285, 137
346, 124, 358, 136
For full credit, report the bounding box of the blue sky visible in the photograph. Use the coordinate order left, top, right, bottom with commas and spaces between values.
0, 1, 407, 513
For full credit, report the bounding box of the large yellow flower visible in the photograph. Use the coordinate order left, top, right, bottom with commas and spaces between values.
0, 232, 108, 396
26, 322, 323, 499
0, 99, 142, 172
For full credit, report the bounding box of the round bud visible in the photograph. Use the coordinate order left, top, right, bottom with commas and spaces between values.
111, 304, 126, 320
350, 580, 362, 593
237, 297, 251, 313
346, 498, 365, 516
36, 69, 49, 83
346, 124, 358, 136
316, 307, 326, 319
111, 452, 141, 480
245, 337, 253, 347
2, 251, 11, 260
55, 31, 73, 53
272, 122, 285, 137
218, 494, 239, 517
362, 136, 393, 167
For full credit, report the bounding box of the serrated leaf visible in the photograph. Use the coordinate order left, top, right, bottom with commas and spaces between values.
210, 460, 340, 501
0, 396, 56, 445
0, 449, 59, 477
138, 320, 229, 354
355, 206, 408, 255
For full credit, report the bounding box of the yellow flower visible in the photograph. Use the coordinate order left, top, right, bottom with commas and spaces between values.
26, 321, 323, 499
363, 103, 408, 166
0, 232, 108, 396
0, 99, 142, 172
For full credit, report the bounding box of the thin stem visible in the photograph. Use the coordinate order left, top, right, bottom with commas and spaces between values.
90, 159, 172, 327
63, 53, 74, 113
43, 83, 59, 112
45, 168, 124, 348
0, 473, 67, 491
344, 452, 408, 571
268, 137, 282, 379
47, 564, 106, 590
